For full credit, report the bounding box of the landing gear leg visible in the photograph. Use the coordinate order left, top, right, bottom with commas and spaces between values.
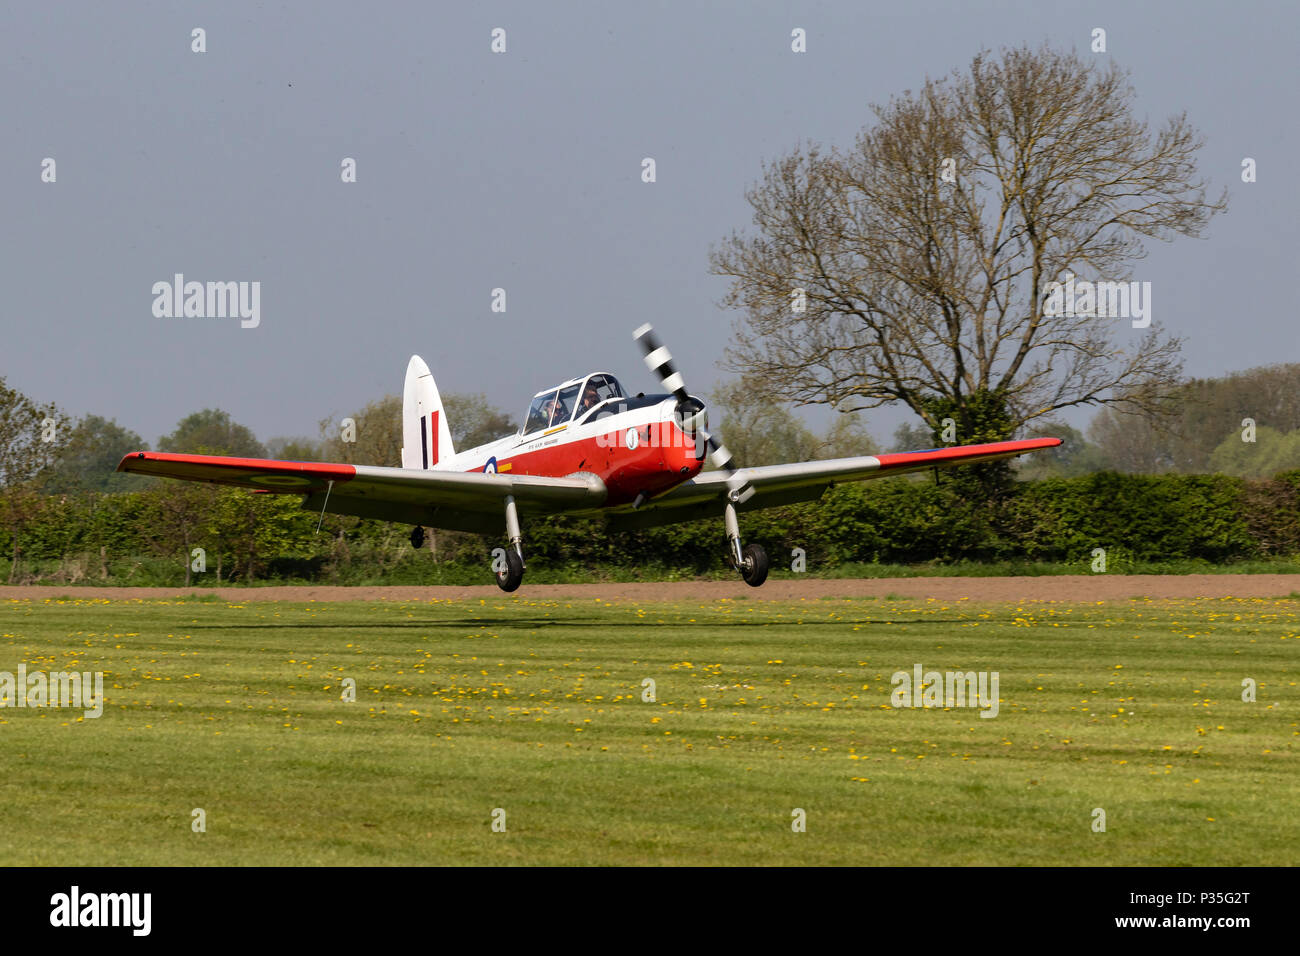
495, 495, 526, 592
725, 499, 769, 588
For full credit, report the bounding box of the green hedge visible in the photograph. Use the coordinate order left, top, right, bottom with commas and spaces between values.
0, 470, 1295, 584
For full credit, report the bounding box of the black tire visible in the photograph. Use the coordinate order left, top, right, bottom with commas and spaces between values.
740, 542, 769, 587
495, 548, 525, 592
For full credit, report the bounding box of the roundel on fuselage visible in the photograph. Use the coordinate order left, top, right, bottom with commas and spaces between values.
483, 457, 498, 474
626, 428, 639, 451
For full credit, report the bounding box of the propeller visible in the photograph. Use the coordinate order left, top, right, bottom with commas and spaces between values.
633, 323, 754, 503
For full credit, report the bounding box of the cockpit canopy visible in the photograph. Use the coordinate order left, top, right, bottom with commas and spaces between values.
522, 373, 625, 434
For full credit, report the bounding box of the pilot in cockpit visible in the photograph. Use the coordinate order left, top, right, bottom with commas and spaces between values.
544, 396, 567, 425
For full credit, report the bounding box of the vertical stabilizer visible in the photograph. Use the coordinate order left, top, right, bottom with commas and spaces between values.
401, 355, 455, 469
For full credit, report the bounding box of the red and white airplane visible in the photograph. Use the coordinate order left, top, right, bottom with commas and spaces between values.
118, 325, 1061, 591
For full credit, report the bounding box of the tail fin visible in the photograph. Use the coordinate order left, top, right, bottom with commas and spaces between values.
401, 355, 455, 469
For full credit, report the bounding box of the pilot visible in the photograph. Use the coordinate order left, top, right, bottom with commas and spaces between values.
544, 396, 567, 425
579, 383, 602, 414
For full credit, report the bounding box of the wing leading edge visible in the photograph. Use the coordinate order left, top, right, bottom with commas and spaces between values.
116, 451, 607, 535
606, 437, 1063, 530
118, 437, 1059, 536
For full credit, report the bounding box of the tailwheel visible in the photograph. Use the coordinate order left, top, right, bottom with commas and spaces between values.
495, 547, 524, 592
740, 542, 769, 588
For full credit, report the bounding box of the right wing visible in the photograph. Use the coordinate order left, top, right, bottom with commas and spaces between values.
607, 438, 1062, 530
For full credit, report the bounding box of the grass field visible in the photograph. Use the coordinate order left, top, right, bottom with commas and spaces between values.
0, 593, 1295, 865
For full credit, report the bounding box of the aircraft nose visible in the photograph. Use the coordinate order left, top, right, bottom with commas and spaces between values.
673, 395, 707, 435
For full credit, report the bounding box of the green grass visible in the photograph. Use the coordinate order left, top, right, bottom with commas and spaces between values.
0, 594, 1296, 865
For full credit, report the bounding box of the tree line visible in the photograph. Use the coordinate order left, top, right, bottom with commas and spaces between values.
2, 360, 1300, 585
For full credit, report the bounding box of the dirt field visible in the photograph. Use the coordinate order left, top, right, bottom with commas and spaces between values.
3, 573, 1299, 603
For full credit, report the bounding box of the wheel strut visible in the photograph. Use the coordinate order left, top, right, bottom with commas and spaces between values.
495, 495, 526, 592
724, 499, 745, 569
504, 495, 524, 563
724, 498, 769, 587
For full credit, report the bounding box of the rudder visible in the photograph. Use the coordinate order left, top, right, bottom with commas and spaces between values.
401, 355, 455, 469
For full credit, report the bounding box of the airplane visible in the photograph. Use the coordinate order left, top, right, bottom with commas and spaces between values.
118, 325, 1062, 592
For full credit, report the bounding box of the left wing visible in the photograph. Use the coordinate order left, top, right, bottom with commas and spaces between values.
607, 437, 1062, 530
117, 451, 606, 534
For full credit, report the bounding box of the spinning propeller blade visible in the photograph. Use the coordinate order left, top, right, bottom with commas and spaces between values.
633, 323, 754, 503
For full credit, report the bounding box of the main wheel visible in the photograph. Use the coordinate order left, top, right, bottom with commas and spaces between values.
495, 547, 525, 592
740, 542, 769, 587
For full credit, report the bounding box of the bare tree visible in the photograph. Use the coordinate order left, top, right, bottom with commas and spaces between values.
0, 377, 58, 488
319, 395, 403, 467
319, 392, 515, 467
711, 45, 1226, 442
816, 411, 877, 459
1089, 362, 1300, 473
0, 377, 59, 581
444, 393, 516, 450
709, 377, 821, 466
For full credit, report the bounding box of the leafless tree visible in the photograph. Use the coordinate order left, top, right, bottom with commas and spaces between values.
319, 395, 403, 467
1089, 362, 1300, 473
0, 377, 58, 488
711, 45, 1227, 440
0, 377, 58, 581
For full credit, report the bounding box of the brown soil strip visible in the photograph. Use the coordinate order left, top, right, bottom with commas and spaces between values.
2, 574, 1298, 603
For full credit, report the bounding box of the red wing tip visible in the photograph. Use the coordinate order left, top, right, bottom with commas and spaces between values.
873, 437, 1063, 468
975, 437, 1063, 450
117, 450, 356, 479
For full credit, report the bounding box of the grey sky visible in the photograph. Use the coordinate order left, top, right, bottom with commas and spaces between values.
3, 1, 1295, 451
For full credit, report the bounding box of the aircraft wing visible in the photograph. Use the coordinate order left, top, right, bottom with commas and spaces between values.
116, 451, 607, 535
607, 437, 1062, 531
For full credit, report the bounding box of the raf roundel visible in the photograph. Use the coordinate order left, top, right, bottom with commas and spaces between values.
483, 457, 498, 474
625, 428, 639, 451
